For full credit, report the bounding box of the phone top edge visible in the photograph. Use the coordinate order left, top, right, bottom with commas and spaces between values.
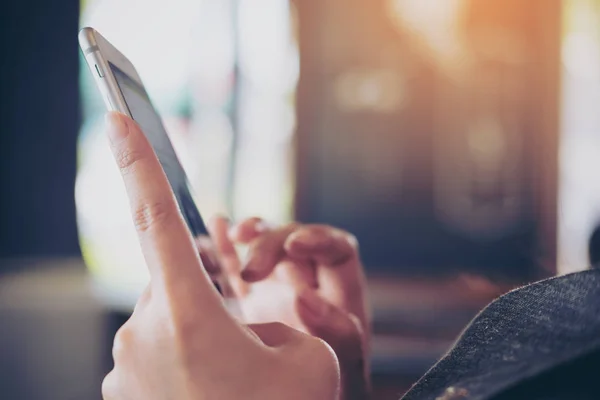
78, 27, 98, 53
81, 28, 144, 87
78, 27, 140, 116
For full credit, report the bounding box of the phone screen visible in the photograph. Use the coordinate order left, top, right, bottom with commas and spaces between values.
110, 63, 207, 237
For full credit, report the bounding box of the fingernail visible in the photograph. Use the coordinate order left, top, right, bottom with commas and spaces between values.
254, 221, 268, 233
298, 290, 327, 319
289, 230, 320, 247
105, 112, 128, 143
216, 215, 231, 235
213, 214, 230, 225
241, 267, 258, 282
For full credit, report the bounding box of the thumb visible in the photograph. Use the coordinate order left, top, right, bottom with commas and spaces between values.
296, 290, 370, 399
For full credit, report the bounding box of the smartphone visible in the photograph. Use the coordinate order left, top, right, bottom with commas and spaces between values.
78, 27, 207, 238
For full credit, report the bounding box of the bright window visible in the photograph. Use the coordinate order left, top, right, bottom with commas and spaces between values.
77, 0, 298, 305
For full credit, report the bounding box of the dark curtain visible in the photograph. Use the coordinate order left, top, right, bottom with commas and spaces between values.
0, 0, 81, 261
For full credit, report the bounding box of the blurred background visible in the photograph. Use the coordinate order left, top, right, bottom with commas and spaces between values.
1, 0, 599, 398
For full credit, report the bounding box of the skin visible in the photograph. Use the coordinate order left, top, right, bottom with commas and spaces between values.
101, 112, 340, 400
200, 217, 372, 399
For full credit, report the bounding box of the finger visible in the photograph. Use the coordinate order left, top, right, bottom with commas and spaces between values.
195, 236, 220, 274
296, 289, 370, 399
285, 225, 365, 306
207, 215, 249, 297
296, 290, 364, 361
247, 322, 306, 348
274, 259, 318, 290
105, 112, 231, 324
240, 224, 298, 282
284, 225, 358, 266
132, 285, 152, 315
229, 217, 271, 244
101, 369, 120, 400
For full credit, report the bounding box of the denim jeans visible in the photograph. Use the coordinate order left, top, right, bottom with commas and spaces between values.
401, 270, 600, 400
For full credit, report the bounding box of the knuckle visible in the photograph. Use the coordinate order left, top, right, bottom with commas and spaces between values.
315, 335, 337, 355
133, 201, 176, 233
101, 370, 119, 400
114, 147, 145, 172
302, 337, 341, 387
112, 325, 133, 360
306, 336, 338, 365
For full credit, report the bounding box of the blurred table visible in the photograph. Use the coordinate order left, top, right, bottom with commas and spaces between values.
0, 258, 104, 400
368, 275, 508, 398
0, 258, 505, 400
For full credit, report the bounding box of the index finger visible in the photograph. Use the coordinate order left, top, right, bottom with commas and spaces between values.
239, 224, 298, 282
105, 113, 228, 320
